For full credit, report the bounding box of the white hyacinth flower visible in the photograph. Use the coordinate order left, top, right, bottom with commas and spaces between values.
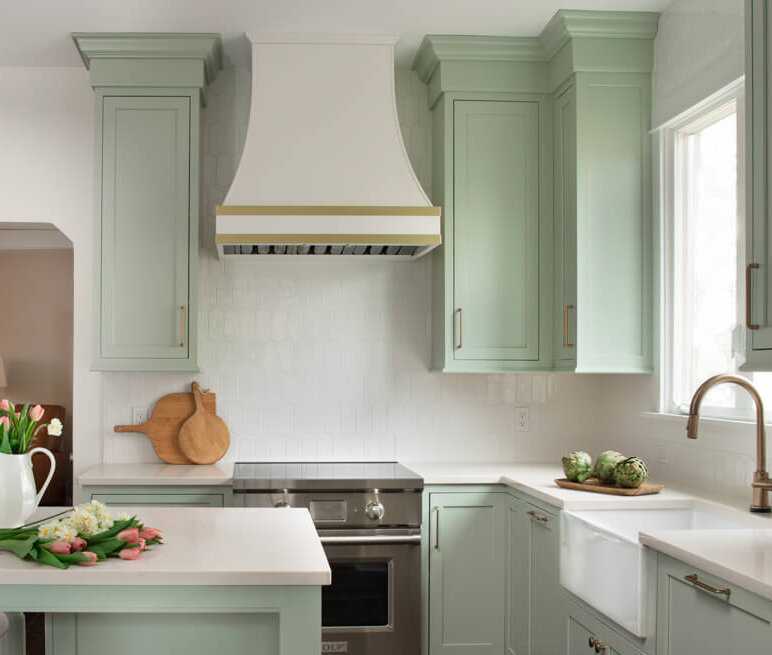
47, 418, 63, 437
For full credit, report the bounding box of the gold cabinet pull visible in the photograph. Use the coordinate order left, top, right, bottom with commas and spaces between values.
527, 510, 549, 522
433, 506, 440, 550
685, 573, 730, 597
179, 306, 185, 347
456, 308, 463, 349
747, 264, 760, 330
563, 304, 575, 348
588, 637, 607, 652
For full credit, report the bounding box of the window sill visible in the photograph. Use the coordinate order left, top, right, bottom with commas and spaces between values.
641, 410, 772, 428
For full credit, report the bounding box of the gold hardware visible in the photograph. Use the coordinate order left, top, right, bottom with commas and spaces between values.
747, 263, 760, 330
179, 306, 185, 347
563, 304, 575, 348
216, 205, 442, 217
588, 637, 607, 652
685, 573, 731, 597
527, 510, 549, 522
457, 308, 463, 349
434, 506, 440, 550
215, 233, 442, 246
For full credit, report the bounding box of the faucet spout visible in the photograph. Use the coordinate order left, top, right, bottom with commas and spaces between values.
686, 374, 770, 513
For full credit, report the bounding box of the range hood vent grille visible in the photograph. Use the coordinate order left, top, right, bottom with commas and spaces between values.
222, 244, 426, 257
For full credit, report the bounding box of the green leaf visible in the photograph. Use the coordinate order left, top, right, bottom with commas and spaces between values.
0, 534, 39, 559
34, 546, 68, 569
0, 425, 11, 455
55, 552, 93, 565
90, 538, 126, 555
87, 518, 136, 543
88, 545, 107, 561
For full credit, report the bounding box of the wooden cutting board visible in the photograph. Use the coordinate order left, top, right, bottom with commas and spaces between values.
555, 478, 664, 496
114, 390, 217, 464
177, 382, 230, 465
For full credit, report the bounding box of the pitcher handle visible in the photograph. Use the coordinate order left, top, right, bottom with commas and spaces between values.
28, 447, 56, 508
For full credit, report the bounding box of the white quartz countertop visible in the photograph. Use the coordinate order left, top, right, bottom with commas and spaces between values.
640, 528, 772, 601
0, 507, 330, 587
78, 463, 234, 486
406, 462, 694, 509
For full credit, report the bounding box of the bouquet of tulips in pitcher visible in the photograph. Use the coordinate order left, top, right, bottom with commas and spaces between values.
0, 500, 163, 568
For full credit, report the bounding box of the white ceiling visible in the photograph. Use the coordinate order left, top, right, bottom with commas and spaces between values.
0, 0, 670, 69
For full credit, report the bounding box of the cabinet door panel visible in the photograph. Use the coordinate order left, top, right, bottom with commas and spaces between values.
453, 100, 540, 362
100, 96, 190, 360
527, 504, 564, 655
506, 495, 528, 655
429, 492, 505, 654
554, 84, 577, 367
89, 492, 225, 508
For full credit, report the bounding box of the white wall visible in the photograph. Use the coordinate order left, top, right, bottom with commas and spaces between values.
597, 0, 755, 506
0, 67, 102, 484
101, 66, 607, 465
652, 0, 744, 127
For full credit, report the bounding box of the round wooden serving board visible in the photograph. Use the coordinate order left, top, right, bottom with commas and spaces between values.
177, 382, 231, 465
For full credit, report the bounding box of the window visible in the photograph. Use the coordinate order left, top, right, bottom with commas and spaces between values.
664, 80, 772, 418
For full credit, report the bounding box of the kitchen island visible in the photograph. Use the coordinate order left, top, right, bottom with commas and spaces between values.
0, 507, 330, 655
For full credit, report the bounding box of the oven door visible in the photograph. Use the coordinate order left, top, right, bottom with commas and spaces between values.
319, 529, 420, 655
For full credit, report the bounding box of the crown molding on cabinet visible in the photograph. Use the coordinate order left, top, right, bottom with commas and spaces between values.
414, 10, 659, 106
72, 33, 223, 90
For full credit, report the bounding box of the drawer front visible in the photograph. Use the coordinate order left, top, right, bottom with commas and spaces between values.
567, 602, 644, 655
88, 492, 225, 508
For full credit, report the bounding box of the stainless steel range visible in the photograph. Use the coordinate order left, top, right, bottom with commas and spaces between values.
233, 462, 423, 655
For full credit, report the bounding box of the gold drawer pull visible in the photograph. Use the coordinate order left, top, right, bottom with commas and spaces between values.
563, 304, 575, 348
588, 637, 607, 652
747, 264, 760, 330
456, 308, 463, 349
685, 573, 730, 597
179, 306, 185, 347
527, 510, 549, 522
433, 506, 440, 550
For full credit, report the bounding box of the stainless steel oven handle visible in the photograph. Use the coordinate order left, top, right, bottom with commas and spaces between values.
320, 535, 421, 545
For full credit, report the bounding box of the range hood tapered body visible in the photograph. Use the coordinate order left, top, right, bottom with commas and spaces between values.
216, 34, 441, 259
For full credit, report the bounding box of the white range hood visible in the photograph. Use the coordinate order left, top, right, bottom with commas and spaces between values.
216, 34, 441, 259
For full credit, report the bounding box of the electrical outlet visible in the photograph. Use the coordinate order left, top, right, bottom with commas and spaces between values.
515, 407, 530, 432
132, 407, 149, 425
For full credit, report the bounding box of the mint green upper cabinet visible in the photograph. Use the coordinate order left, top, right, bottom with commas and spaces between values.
453, 100, 542, 364
428, 491, 506, 654
100, 95, 192, 363
744, 0, 772, 370
656, 554, 772, 654
73, 33, 222, 371
554, 84, 578, 369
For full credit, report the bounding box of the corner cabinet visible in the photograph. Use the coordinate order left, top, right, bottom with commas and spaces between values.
73, 33, 222, 371
744, 0, 772, 370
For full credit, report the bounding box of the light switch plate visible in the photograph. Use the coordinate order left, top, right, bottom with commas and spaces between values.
132, 407, 149, 425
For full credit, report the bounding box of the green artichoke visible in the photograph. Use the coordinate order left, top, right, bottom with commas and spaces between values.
614, 456, 648, 488
562, 451, 593, 482
592, 450, 626, 484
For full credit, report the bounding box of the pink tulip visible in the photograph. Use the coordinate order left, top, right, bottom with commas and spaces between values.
0, 416, 8, 430
119, 546, 143, 561
78, 552, 98, 566
133, 538, 147, 551
28, 405, 44, 422
14, 412, 19, 419
116, 528, 139, 543
70, 537, 87, 552
138, 527, 163, 540
0, 399, 10, 411
47, 541, 71, 555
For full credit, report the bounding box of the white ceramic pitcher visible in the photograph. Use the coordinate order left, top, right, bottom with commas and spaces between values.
0, 449, 56, 528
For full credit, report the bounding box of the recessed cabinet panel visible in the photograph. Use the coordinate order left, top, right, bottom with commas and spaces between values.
100, 96, 191, 361
453, 100, 540, 362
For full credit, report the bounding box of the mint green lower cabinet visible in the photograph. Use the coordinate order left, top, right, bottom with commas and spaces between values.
505, 494, 528, 655
428, 491, 506, 654
656, 554, 772, 654
566, 601, 644, 655
81, 485, 232, 507
526, 502, 565, 655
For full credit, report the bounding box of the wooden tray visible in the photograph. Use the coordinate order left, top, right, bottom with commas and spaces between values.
555, 478, 664, 496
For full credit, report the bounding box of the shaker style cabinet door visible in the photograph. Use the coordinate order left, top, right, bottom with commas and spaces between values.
453, 100, 541, 363
98, 95, 193, 366
428, 492, 506, 655
744, 0, 772, 369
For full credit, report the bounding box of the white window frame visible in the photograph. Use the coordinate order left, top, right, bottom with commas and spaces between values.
659, 77, 746, 418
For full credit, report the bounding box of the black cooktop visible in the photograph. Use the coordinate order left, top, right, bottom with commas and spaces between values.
233, 461, 424, 491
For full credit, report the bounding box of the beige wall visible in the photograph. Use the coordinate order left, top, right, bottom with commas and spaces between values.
0, 248, 73, 444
